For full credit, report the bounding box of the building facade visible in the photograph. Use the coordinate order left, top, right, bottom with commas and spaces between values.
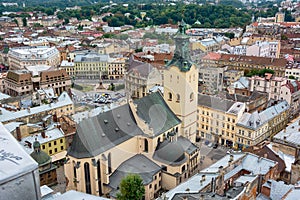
163, 22, 198, 142
125, 59, 162, 99
201, 53, 287, 77
4, 69, 71, 96
249, 73, 287, 100
74, 52, 109, 79
236, 101, 289, 149
64, 92, 200, 199
197, 94, 245, 147
8, 46, 60, 70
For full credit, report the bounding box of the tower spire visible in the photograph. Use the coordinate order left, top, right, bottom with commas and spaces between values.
165, 20, 192, 72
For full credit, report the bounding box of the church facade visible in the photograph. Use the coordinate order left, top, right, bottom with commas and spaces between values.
64, 21, 200, 199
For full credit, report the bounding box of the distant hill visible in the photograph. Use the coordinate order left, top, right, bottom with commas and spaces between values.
0, 0, 102, 8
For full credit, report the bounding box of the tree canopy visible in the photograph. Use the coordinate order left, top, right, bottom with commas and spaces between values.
245, 69, 275, 77
116, 174, 145, 200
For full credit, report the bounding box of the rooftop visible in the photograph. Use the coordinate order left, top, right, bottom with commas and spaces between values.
74, 52, 109, 62
68, 104, 144, 159
237, 101, 289, 130
198, 94, 244, 114
109, 154, 161, 196
0, 123, 38, 185
273, 117, 300, 146
0, 92, 73, 123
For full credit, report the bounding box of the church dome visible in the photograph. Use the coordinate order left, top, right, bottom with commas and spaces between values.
153, 140, 186, 166
30, 140, 51, 166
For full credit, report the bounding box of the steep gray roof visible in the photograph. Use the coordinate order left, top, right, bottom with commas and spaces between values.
237, 101, 289, 130
109, 154, 161, 191
225, 91, 267, 102
153, 140, 186, 166
273, 117, 300, 146
177, 136, 199, 155
68, 104, 144, 158
74, 53, 109, 62
68, 92, 180, 158
134, 92, 181, 137
198, 94, 235, 112
262, 180, 293, 200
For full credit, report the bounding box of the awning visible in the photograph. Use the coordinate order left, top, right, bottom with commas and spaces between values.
51, 150, 67, 162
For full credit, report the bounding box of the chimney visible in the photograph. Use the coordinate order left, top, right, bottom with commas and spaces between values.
53, 113, 58, 122
56, 124, 61, 129
41, 131, 46, 138
202, 174, 206, 181
25, 141, 32, 149
16, 126, 22, 141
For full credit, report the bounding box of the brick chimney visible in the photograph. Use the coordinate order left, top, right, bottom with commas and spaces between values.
53, 113, 58, 122
41, 131, 46, 138
16, 126, 22, 141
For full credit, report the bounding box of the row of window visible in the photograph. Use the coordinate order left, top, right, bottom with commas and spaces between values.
199, 111, 236, 123
168, 92, 194, 102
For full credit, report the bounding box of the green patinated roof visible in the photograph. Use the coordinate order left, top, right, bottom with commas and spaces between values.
33, 140, 40, 149
165, 20, 193, 72
30, 150, 51, 166
30, 140, 51, 166
134, 92, 181, 137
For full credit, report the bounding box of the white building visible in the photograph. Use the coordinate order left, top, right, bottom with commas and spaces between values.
223, 41, 280, 58
285, 62, 300, 80
0, 123, 40, 200
249, 73, 287, 100
8, 46, 60, 70
279, 79, 300, 117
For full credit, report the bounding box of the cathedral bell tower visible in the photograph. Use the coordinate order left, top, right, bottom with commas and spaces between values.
163, 20, 198, 142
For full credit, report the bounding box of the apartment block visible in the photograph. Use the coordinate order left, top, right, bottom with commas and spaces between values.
197, 94, 245, 147
74, 52, 109, 79
8, 46, 60, 70
4, 68, 71, 96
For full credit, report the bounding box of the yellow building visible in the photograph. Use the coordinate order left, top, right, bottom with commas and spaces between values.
107, 57, 127, 80
64, 92, 200, 200
275, 12, 285, 23
191, 37, 224, 52
236, 101, 289, 149
197, 94, 245, 147
21, 126, 66, 156
60, 60, 75, 77
74, 52, 109, 79
163, 21, 199, 142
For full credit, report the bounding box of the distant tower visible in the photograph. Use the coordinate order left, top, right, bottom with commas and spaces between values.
163, 20, 199, 142
275, 12, 285, 23
23, 2, 25, 8
251, 14, 255, 23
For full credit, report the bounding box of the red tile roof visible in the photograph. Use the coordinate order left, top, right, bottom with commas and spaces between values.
202, 52, 222, 60
220, 54, 287, 67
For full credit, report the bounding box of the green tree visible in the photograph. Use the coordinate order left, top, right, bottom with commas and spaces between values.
77, 25, 83, 31
117, 174, 145, 200
289, 75, 296, 79
13, 19, 19, 27
281, 34, 288, 40
63, 18, 70, 25
22, 17, 27, 27
224, 32, 235, 39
